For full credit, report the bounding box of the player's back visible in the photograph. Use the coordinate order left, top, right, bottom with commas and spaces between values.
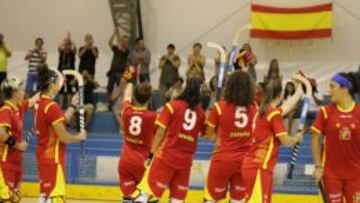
155, 100, 205, 169
244, 107, 285, 171
210, 101, 257, 162
121, 100, 157, 163
35, 96, 66, 165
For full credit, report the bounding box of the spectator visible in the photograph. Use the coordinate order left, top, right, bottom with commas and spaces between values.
200, 80, 212, 110
255, 82, 265, 106
264, 58, 282, 84
107, 30, 129, 97
187, 42, 206, 77
186, 64, 204, 80
241, 43, 257, 82
25, 37, 47, 98
110, 77, 127, 133
0, 33, 11, 85
165, 77, 184, 101
73, 70, 99, 129
206, 76, 218, 111
186, 43, 205, 80
78, 34, 98, 77
158, 43, 181, 105
58, 32, 77, 108
128, 37, 151, 83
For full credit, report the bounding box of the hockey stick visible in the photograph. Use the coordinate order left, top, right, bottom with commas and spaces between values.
287, 75, 312, 179
207, 42, 226, 100
62, 70, 85, 157
228, 24, 251, 72
24, 128, 35, 143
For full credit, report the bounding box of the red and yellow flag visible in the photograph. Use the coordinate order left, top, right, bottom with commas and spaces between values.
250, 3, 333, 39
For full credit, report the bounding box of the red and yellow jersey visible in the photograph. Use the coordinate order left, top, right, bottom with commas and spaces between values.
312, 103, 360, 179
155, 100, 205, 169
243, 107, 287, 172
120, 100, 157, 165
0, 100, 29, 171
206, 100, 257, 162
35, 96, 66, 165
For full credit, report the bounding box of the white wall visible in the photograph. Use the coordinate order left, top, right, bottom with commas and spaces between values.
1, 0, 359, 92
142, 0, 360, 61
0, 0, 113, 52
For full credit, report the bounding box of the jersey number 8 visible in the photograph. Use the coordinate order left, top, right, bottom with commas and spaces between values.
129, 115, 142, 136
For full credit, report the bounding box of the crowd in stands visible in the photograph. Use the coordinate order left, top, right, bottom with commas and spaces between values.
0, 30, 351, 133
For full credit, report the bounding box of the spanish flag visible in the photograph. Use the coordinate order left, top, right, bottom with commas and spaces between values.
251, 3, 333, 39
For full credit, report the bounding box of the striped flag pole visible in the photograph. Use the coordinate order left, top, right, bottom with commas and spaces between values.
63, 70, 86, 157
207, 42, 226, 100
228, 24, 251, 72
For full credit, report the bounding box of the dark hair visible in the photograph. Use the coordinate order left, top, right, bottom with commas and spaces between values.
223, 71, 254, 107
174, 76, 184, 85
135, 37, 143, 44
35, 37, 44, 44
193, 42, 202, 49
259, 80, 283, 117
266, 59, 280, 79
1, 78, 22, 100
134, 82, 152, 105
284, 81, 296, 100
209, 76, 217, 92
1, 85, 13, 100
167, 43, 175, 50
337, 72, 360, 98
177, 76, 202, 109
37, 64, 59, 92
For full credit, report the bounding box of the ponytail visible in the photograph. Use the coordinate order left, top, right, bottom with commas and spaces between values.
177, 76, 202, 110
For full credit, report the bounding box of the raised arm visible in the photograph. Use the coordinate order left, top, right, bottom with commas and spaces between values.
123, 82, 133, 102
281, 74, 312, 116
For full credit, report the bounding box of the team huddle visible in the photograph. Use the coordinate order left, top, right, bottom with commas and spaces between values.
0, 64, 359, 203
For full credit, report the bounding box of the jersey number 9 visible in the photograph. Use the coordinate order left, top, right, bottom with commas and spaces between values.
183, 109, 197, 131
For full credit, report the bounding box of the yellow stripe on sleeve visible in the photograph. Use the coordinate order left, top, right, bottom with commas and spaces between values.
166, 103, 174, 114
267, 110, 280, 122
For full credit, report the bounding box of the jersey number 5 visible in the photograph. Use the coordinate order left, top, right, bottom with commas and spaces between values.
235, 107, 248, 128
